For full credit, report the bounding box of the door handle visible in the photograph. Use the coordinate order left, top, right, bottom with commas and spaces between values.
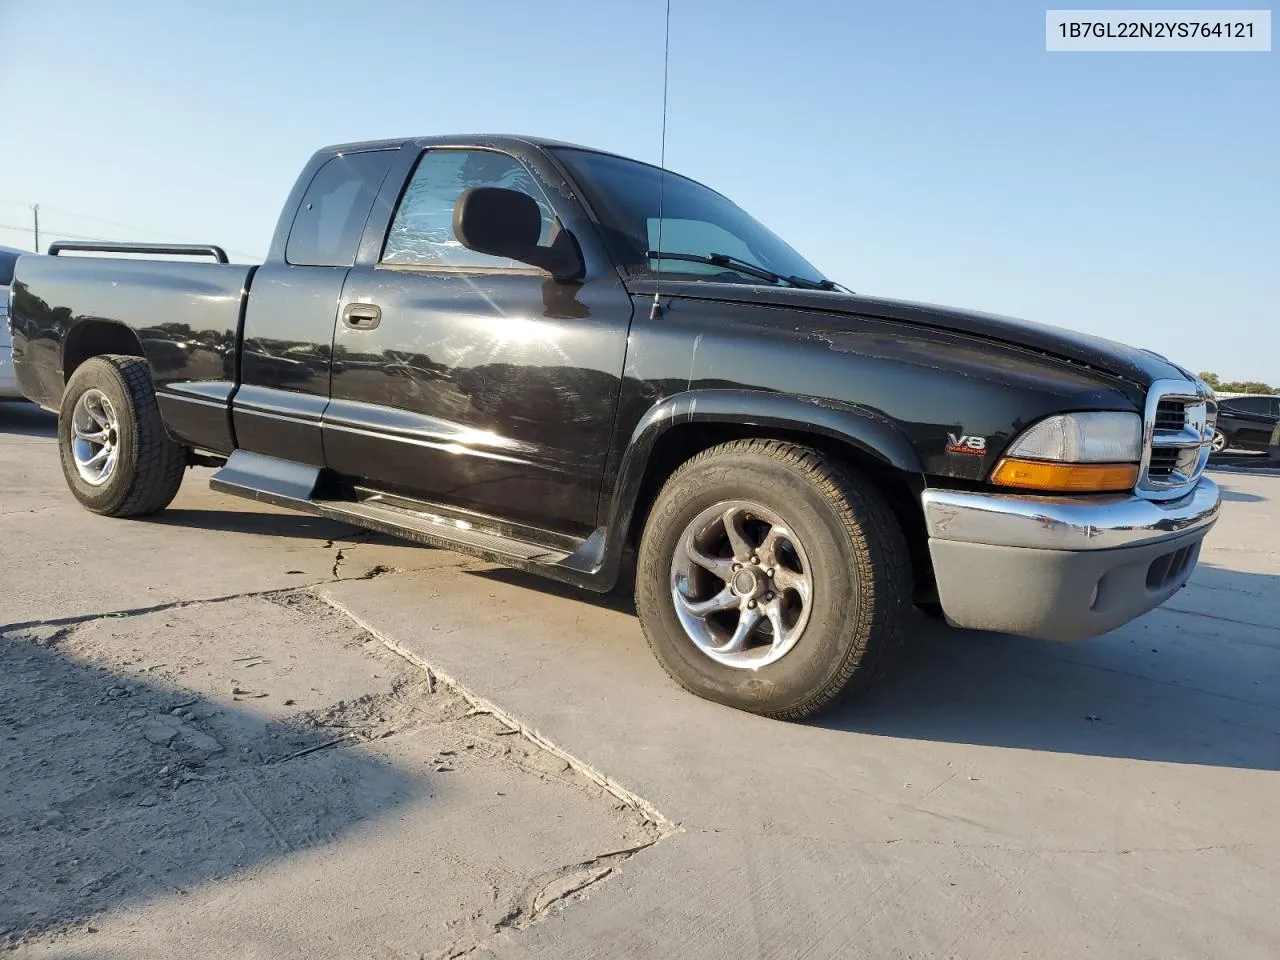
342, 303, 381, 330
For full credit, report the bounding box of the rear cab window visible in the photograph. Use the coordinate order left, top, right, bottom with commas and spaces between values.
286, 150, 396, 267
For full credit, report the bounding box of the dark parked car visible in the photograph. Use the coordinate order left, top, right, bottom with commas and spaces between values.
9, 135, 1221, 719
1212, 395, 1280, 452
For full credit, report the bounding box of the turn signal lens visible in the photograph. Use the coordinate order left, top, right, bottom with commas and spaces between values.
990, 458, 1139, 493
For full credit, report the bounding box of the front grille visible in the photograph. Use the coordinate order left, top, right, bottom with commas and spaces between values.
1139, 380, 1213, 499
1154, 400, 1188, 431
1147, 448, 1179, 480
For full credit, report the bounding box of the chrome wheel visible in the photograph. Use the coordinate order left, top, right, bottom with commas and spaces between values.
70, 389, 120, 486
669, 500, 814, 670
1211, 430, 1228, 454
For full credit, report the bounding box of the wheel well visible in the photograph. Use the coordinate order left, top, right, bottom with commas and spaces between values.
626, 423, 935, 599
62, 321, 145, 381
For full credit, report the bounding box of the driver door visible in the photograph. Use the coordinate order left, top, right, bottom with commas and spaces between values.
321, 146, 633, 537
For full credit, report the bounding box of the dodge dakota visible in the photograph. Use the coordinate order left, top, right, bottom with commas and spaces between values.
8, 135, 1221, 718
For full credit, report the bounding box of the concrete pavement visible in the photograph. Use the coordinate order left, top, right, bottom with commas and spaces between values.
3, 400, 1277, 958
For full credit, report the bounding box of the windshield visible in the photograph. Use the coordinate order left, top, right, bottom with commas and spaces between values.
552, 148, 828, 287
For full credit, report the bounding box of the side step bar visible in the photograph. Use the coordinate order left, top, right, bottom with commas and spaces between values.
209, 451, 613, 589
320, 498, 570, 564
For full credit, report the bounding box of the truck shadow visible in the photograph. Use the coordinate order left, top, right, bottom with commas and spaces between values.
1216, 483, 1266, 503
0, 630, 425, 941
821, 563, 1279, 771
147, 507, 373, 542
469, 564, 1278, 771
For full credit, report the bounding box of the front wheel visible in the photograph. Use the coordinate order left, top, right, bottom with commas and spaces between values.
635, 439, 911, 720
58, 355, 187, 516
1211, 430, 1229, 454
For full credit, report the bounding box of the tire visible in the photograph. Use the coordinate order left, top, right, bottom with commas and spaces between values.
1211, 430, 1229, 454
58, 355, 187, 516
635, 439, 911, 720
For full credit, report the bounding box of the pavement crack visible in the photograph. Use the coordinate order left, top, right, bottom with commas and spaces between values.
316, 588, 677, 832
326, 531, 384, 580
313, 589, 678, 958
2, 556, 398, 635
448, 840, 661, 958
0, 587, 307, 636
1159, 604, 1280, 637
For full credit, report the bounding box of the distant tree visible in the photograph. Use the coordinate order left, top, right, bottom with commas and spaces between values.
1199, 371, 1276, 394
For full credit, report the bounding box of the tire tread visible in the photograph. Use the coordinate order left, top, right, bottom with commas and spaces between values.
60, 355, 186, 517
636, 438, 912, 720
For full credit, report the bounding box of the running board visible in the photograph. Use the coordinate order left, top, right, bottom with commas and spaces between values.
318, 498, 570, 564
208, 451, 616, 587
208, 450, 322, 513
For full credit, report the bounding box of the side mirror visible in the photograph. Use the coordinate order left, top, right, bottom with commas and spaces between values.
453, 187, 584, 282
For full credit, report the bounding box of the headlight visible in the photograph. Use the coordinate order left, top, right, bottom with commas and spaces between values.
991, 412, 1142, 493
1005, 412, 1142, 462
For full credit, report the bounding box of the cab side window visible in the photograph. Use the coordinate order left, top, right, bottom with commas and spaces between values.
381, 149, 554, 270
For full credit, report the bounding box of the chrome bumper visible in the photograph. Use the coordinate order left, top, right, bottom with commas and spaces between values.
920, 477, 1221, 641
921, 477, 1221, 552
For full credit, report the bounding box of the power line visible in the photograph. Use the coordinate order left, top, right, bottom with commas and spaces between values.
0, 221, 138, 244
38, 205, 206, 242
0, 199, 199, 240
0, 220, 261, 261
0, 200, 261, 260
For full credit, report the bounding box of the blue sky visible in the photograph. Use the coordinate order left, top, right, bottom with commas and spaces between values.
1, 0, 1276, 380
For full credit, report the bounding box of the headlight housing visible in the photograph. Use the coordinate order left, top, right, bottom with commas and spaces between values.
991, 412, 1142, 493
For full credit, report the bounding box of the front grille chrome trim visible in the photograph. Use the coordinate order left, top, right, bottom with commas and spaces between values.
1137, 379, 1214, 501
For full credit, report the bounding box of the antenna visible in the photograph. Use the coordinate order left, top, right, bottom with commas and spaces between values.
649, 0, 671, 321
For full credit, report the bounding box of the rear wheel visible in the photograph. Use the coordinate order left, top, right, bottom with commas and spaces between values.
635, 439, 911, 720
58, 355, 187, 516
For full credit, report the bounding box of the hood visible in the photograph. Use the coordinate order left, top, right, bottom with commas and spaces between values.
644, 281, 1190, 388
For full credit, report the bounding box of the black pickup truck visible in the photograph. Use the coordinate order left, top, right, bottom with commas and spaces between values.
8, 135, 1221, 718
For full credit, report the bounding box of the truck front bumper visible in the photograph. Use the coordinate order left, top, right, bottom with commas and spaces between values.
921, 477, 1221, 641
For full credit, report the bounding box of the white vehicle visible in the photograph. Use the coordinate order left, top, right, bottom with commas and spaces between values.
1, 246, 26, 399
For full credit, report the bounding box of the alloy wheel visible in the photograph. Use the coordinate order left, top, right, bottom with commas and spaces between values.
669, 500, 814, 670
70, 388, 121, 486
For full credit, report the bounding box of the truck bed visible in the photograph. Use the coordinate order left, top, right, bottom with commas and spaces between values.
11, 251, 255, 452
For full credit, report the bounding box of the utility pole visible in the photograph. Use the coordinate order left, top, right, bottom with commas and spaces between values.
32, 204, 40, 253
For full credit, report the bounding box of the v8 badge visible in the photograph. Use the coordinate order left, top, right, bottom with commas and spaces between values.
946, 433, 987, 455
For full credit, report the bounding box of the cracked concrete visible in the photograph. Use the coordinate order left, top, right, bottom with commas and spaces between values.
0, 406, 670, 959
0, 588, 667, 958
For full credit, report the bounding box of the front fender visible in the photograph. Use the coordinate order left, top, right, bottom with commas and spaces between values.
602, 387, 923, 538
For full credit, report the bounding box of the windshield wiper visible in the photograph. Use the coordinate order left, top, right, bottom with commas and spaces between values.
645, 250, 837, 291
